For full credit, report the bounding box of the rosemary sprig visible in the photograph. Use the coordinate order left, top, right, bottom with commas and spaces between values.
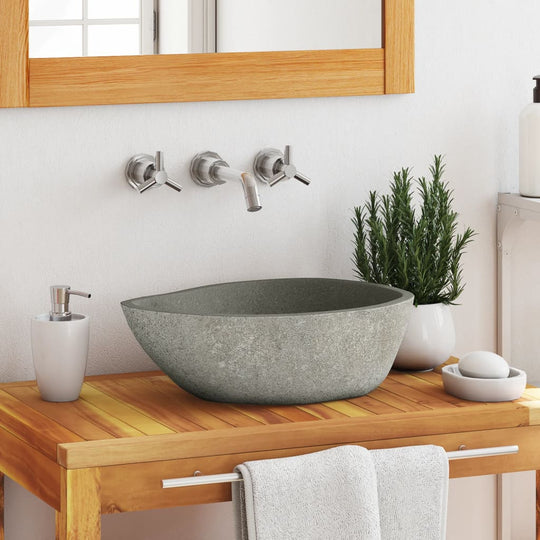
352, 155, 475, 306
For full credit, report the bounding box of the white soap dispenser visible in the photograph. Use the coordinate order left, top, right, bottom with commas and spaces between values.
31, 286, 91, 402
519, 76, 540, 197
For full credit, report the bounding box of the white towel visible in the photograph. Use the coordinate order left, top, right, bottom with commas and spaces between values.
372, 445, 449, 540
232, 445, 381, 540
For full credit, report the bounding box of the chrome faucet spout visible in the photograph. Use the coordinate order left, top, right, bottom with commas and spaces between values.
212, 165, 262, 212
240, 172, 262, 212
191, 152, 262, 212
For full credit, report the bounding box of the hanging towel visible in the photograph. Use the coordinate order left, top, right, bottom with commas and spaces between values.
371, 445, 449, 540
232, 445, 381, 540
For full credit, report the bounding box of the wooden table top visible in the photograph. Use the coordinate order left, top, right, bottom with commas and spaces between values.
0, 361, 539, 471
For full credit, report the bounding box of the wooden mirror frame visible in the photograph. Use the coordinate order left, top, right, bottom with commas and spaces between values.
0, 0, 413, 108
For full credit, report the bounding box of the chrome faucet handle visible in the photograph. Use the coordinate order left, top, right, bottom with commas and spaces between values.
125, 151, 182, 193
253, 145, 311, 187
154, 151, 183, 191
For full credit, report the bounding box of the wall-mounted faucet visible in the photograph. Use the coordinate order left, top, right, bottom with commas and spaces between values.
125, 151, 182, 194
253, 145, 311, 187
190, 151, 262, 212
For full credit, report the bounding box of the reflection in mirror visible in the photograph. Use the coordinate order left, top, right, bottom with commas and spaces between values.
215, 0, 381, 53
29, 0, 382, 59
29, 0, 154, 57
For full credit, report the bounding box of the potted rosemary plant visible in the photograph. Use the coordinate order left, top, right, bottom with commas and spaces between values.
352, 156, 475, 370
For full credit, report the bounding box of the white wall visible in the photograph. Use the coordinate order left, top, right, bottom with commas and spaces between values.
1, 0, 539, 538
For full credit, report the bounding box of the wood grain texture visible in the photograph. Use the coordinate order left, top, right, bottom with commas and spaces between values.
0, 0, 28, 107
0, 370, 160, 389
57, 402, 530, 469
0, 363, 538, 519
262, 404, 320, 423
381, 376, 459, 409
386, 373, 488, 408
0, 363, 538, 523
0, 389, 82, 459
228, 403, 292, 425
5, 386, 140, 440
99, 426, 540, 512
322, 399, 375, 417
145, 376, 264, 428
29, 49, 385, 107
3, 0, 414, 107
0, 366, 534, 470
384, 0, 415, 94
518, 401, 540, 425
56, 467, 101, 540
296, 402, 349, 420
347, 394, 403, 415
89, 379, 218, 432
0, 473, 3, 540
367, 386, 431, 412
0, 425, 60, 509
79, 385, 175, 435
537, 469, 540, 539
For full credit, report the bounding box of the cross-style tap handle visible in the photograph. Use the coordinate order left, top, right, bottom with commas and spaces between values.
283, 145, 291, 165
293, 171, 311, 186
254, 145, 311, 187
125, 151, 182, 193
153, 151, 182, 192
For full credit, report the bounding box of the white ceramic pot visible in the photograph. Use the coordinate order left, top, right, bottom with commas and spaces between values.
31, 314, 89, 402
393, 303, 455, 371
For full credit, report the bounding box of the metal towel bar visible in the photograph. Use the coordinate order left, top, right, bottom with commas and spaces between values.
161, 445, 519, 489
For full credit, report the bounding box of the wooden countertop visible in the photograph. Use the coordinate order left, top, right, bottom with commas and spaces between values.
1, 361, 539, 535
1, 360, 540, 517
0, 361, 539, 472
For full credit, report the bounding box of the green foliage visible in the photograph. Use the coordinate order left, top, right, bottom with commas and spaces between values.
352, 155, 475, 306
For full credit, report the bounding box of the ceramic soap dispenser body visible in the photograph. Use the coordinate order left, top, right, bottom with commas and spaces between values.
31, 286, 91, 402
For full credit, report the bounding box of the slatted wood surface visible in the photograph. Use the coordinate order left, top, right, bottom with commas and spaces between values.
1, 361, 539, 538
0, 359, 538, 470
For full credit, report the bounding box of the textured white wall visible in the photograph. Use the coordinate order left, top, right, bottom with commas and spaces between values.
1, 0, 539, 538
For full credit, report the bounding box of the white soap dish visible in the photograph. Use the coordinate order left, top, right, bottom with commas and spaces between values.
442, 365, 527, 402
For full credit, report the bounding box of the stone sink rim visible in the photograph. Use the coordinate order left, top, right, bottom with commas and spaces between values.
120, 277, 414, 318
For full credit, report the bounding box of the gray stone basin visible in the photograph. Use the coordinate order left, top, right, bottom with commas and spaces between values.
121, 278, 413, 405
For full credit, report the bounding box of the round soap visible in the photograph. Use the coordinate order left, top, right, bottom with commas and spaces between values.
458, 351, 510, 379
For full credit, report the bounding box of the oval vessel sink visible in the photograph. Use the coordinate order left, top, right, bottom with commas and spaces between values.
121, 278, 413, 405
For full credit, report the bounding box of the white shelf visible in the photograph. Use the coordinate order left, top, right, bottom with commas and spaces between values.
498, 192, 540, 215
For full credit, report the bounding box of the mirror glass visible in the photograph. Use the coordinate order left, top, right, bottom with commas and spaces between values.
29, 0, 382, 58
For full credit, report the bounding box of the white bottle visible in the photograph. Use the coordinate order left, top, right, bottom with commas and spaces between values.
31, 286, 91, 402
519, 76, 540, 197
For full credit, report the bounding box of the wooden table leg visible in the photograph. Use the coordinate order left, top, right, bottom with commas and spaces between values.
0, 472, 4, 540
537, 470, 540, 539
56, 468, 101, 540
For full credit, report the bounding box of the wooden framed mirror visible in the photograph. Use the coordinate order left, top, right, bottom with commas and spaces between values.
0, 0, 413, 108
